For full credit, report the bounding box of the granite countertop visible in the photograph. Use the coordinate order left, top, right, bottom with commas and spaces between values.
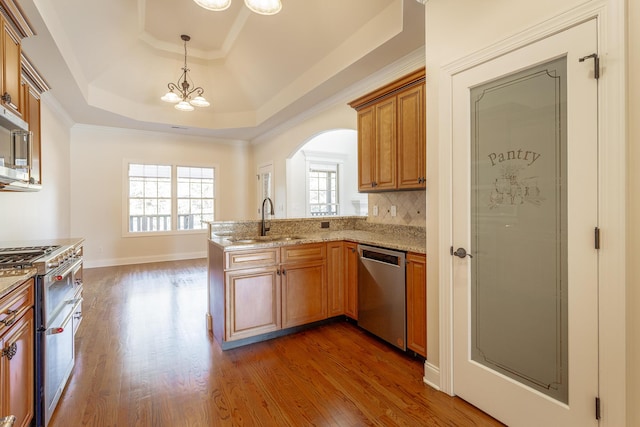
210, 229, 426, 254
0, 267, 36, 300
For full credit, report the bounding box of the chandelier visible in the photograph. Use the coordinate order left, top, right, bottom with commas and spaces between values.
193, 0, 282, 15
161, 35, 210, 112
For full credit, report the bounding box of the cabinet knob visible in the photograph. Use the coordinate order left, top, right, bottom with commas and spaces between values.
2, 342, 17, 360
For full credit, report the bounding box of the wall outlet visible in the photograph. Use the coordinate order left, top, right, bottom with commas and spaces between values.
373, 205, 379, 216
321, 221, 330, 229
391, 205, 397, 217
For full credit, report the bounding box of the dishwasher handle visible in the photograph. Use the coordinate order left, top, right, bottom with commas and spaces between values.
359, 245, 405, 267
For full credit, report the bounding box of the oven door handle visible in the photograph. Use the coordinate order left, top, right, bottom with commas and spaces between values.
52, 257, 83, 282
47, 298, 83, 335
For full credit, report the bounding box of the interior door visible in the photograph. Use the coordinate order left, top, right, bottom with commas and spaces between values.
452, 20, 598, 426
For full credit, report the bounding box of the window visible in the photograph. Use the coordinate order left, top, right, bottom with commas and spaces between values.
177, 166, 215, 230
127, 163, 214, 233
308, 163, 338, 216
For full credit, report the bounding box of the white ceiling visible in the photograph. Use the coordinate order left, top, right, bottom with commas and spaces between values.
16, 0, 425, 141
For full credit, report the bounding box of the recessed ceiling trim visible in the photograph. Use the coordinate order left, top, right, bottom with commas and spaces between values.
32, 0, 90, 99
137, 0, 250, 60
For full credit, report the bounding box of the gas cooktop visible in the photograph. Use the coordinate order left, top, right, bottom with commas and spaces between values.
0, 245, 60, 269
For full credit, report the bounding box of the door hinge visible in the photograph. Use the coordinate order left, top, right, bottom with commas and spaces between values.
257, 174, 260, 180
579, 53, 600, 79
595, 397, 601, 420
595, 227, 601, 250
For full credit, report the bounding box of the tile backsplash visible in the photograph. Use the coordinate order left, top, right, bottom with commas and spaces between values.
368, 190, 426, 226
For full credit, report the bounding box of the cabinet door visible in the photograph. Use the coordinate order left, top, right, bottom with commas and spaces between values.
343, 242, 358, 319
398, 84, 426, 189
374, 97, 397, 190
281, 260, 327, 328
1, 309, 34, 427
24, 83, 41, 184
326, 242, 344, 317
225, 267, 281, 341
1, 18, 22, 117
357, 105, 375, 191
406, 252, 426, 357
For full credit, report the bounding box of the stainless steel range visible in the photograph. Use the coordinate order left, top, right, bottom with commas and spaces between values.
0, 242, 84, 427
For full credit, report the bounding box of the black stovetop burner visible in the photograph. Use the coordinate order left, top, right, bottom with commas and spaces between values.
0, 245, 60, 269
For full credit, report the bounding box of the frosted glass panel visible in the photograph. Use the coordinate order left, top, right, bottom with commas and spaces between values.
470, 57, 568, 403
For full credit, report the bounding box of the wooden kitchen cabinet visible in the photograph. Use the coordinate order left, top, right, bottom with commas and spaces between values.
356, 98, 397, 191
0, 15, 22, 117
281, 259, 327, 328
225, 267, 281, 341
406, 252, 426, 357
22, 81, 41, 184
343, 242, 358, 320
0, 278, 35, 427
350, 68, 425, 192
326, 242, 345, 317
213, 243, 328, 344
281, 243, 327, 328
397, 84, 425, 189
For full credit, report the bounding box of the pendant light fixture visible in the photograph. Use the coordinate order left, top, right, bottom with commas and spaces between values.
193, 0, 282, 15
161, 35, 210, 112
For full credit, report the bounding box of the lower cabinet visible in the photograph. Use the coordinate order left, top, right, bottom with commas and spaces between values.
406, 252, 427, 357
219, 243, 328, 343
0, 278, 35, 427
225, 267, 281, 341
281, 259, 327, 328
326, 242, 345, 317
344, 242, 358, 320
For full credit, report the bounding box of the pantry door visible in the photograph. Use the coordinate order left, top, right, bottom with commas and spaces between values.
452, 20, 598, 426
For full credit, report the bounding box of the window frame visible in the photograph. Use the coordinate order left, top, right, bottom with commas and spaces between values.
123, 160, 218, 237
302, 151, 346, 218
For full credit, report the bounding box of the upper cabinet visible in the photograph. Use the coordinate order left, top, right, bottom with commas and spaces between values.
23, 81, 41, 185
0, 1, 48, 191
349, 68, 426, 192
0, 14, 22, 118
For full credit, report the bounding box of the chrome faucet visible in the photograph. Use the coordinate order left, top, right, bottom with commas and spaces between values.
261, 197, 274, 236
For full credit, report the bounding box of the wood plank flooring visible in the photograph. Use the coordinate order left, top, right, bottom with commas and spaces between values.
49, 259, 502, 427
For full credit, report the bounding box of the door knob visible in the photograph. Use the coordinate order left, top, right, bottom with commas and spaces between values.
452, 247, 473, 259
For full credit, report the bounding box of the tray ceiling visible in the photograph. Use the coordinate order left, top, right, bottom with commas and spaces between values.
18, 0, 425, 140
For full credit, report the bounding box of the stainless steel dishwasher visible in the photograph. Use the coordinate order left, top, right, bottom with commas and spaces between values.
357, 244, 406, 351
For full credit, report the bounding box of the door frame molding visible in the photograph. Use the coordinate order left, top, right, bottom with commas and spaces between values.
435, 1, 627, 425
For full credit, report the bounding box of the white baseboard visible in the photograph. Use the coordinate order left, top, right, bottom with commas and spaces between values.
423, 360, 441, 391
83, 251, 206, 269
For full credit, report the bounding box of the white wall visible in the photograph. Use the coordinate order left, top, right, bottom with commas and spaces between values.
69, 125, 252, 267
252, 103, 357, 219
286, 129, 365, 218
0, 96, 72, 241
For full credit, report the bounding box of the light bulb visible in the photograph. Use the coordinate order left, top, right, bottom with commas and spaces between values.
194, 0, 231, 11
161, 91, 181, 103
190, 96, 210, 107
175, 100, 195, 111
244, 0, 282, 15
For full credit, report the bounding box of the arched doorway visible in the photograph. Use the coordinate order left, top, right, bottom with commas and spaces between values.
285, 129, 367, 218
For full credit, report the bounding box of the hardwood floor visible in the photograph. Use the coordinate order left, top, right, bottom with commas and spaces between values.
49, 259, 502, 427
